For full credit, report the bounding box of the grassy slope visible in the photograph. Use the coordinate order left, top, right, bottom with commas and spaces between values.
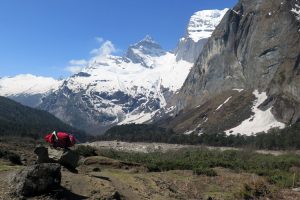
98, 147, 300, 188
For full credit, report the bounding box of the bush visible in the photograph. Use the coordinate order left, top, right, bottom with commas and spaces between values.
7, 153, 22, 165
238, 180, 271, 200
98, 148, 300, 188
193, 167, 217, 176
0, 149, 22, 165
74, 145, 97, 157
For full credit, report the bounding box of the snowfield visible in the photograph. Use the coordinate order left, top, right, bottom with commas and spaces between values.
0, 74, 61, 96
225, 90, 285, 136
63, 42, 193, 124
187, 9, 228, 42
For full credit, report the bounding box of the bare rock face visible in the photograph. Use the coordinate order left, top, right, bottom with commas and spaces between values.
176, 0, 300, 124
11, 163, 61, 197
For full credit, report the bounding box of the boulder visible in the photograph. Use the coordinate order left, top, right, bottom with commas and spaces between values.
34, 146, 79, 169
11, 163, 61, 197
48, 148, 79, 169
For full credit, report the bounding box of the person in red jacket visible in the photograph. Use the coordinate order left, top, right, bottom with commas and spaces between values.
44, 131, 76, 149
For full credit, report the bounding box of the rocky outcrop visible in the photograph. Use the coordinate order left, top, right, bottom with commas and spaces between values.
176, 0, 300, 125
11, 163, 61, 197
34, 146, 79, 169
48, 148, 80, 169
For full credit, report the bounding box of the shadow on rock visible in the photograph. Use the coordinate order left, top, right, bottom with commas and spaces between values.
54, 186, 89, 200
34, 145, 79, 171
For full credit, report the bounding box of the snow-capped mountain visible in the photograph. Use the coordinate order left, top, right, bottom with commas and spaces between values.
175, 9, 228, 63
0, 9, 227, 134
40, 36, 193, 134
0, 74, 61, 107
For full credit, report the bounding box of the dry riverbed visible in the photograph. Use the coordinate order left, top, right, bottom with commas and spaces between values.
84, 140, 300, 156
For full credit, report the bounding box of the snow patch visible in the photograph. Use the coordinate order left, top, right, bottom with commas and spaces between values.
291, 2, 300, 21
119, 111, 154, 125
183, 117, 207, 135
232, 88, 244, 93
225, 90, 285, 136
216, 96, 232, 111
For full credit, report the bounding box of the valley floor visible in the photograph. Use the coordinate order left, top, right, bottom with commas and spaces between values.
0, 138, 300, 199
86, 140, 300, 156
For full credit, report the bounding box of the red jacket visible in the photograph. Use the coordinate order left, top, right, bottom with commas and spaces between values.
44, 132, 76, 148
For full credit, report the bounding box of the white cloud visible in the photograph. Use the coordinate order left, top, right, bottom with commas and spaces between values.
64, 38, 117, 74
64, 59, 88, 74
69, 59, 88, 66
90, 40, 116, 62
65, 66, 83, 74
95, 37, 104, 43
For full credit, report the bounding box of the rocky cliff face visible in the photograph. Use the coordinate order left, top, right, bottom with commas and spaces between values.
176, 0, 300, 127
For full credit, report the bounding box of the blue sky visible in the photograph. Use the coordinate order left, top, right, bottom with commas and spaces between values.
0, 0, 237, 78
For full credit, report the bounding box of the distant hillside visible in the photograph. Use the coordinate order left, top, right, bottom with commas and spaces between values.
0, 96, 86, 141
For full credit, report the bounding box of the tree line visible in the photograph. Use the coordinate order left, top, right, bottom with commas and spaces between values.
96, 123, 300, 150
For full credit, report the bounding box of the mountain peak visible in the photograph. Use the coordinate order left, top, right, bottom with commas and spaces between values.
125, 36, 166, 67
130, 35, 162, 50
187, 8, 228, 42
141, 35, 155, 43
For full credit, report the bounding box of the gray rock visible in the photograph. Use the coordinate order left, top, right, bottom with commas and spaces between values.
48, 148, 79, 169
34, 146, 79, 169
59, 150, 80, 169
175, 37, 208, 63
11, 163, 61, 197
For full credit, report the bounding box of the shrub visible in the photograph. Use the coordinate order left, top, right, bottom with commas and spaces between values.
7, 153, 22, 165
238, 180, 271, 200
0, 149, 22, 165
193, 167, 217, 176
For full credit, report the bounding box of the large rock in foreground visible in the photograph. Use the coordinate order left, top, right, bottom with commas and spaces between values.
34, 146, 79, 169
48, 148, 79, 169
11, 163, 61, 197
